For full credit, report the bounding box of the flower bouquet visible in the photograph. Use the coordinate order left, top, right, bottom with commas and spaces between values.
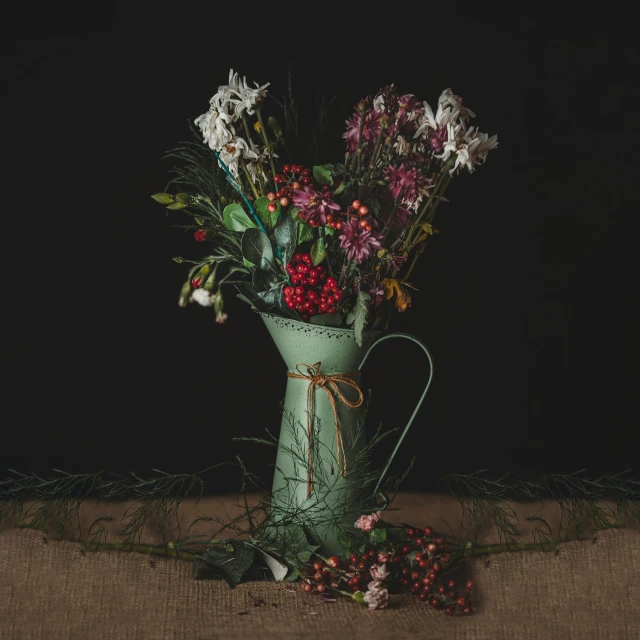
152, 68, 497, 344
152, 67, 497, 564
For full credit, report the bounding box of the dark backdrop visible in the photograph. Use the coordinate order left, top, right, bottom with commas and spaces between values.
3, 13, 638, 493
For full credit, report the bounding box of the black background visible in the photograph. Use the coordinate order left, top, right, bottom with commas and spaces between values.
3, 12, 638, 493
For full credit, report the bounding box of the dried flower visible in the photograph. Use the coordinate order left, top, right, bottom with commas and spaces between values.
355, 511, 381, 532
363, 581, 389, 611
370, 563, 390, 581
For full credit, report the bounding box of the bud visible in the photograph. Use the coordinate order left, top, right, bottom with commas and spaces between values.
175, 192, 192, 205
253, 121, 262, 133
204, 270, 216, 292
172, 256, 185, 264
151, 193, 173, 204
191, 264, 211, 289
166, 201, 186, 210
178, 281, 191, 307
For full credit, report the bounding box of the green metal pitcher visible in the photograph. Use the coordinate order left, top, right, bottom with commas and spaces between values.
259, 312, 434, 555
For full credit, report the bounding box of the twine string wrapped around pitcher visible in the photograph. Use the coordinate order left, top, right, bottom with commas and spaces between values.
287, 362, 364, 498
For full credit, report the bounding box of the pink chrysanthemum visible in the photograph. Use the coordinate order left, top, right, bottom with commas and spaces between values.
343, 109, 382, 153
292, 185, 341, 225
383, 163, 426, 206
339, 221, 383, 264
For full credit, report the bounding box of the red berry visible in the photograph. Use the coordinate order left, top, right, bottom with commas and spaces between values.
426, 543, 437, 553
302, 253, 312, 264
424, 527, 434, 536
302, 168, 311, 176
447, 580, 456, 589
327, 308, 336, 314
358, 205, 369, 216
319, 303, 328, 312
295, 295, 304, 303
313, 571, 324, 582
456, 597, 466, 607
286, 301, 296, 309
415, 538, 424, 546
445, 606, 455, 616
466, 580, 473, 591
335, 221, 343, 230
400, 544, 411, 555
419, 592, 429, 601
432, 562, 441, 572
351, 200, 361, 210
267, 192, 276, 201
327, 556, 342, 569
280, 197, 289, 207
302, 582, 313, 593
292, 181, 301, 190
267, 202, 278, 213
418, 559, 428, 569
309, 277, 318, 286
283, 164, 291, 173
406, 528, 416, 539
316, 583, 326, 593
411, 581, 421, 593
428, 597, 440, 609
463, 607, 472, 615
295, 286, 305, 295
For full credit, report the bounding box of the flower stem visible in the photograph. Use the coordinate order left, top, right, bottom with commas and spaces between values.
256, 108, 278, 183
452, 539, 560, 558
240, 157, 260, 201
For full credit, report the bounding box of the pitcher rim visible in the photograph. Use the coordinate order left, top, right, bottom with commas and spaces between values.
256, 310, 383, 338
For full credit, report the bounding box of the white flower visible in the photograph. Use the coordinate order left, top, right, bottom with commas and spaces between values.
394, 135, 411, 156
413, 102, 460, 139
230, 74, 270, 117
191, 288, 215, 307
441, 126, 498, 175
438, 87, 476, 122
218, 137, 256, 178
245, 140, 278, 182
370, 563, 390, 581
363, 581, 389, 610
194, 108, 236, 152
215, 311, 228, 324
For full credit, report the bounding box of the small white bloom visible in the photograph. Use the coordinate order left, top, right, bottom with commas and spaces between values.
194, 108, 236, 151
438, 87, 476, 121
191, 288, 215, 307
413, 102, 460, 139
215, 311, 228, 324
218, 136, 254, 178
363, 581, 389, 610
373, 94, 385, 112
370, 563, 390, 581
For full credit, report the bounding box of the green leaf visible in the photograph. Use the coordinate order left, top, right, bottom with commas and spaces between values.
151, 193, 173, 204
223, 203, 258, 232
175, 192, 191, 205
324, 226, 335, 236
333, 181, 346, 195
309, 313, 342, 327
255, 197, 280, 230
346, 290, 371, 347
193, 542, 256, 587
310, 238, 326, 266
274, 213, 298, 266
243, 257, 256, 268
369, 527, 387, 544
242, 228, 277, 273
290, 206, 301, 220
298, 223, 314, 243
166, 201, 186, 210
252, 269, 284, 294
313, 164, 333, 186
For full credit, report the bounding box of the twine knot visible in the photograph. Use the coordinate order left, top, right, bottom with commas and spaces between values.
287, 362, 363, 498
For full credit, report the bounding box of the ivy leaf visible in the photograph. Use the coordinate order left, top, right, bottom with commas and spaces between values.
310, 237, 326, 266
309, 313, 342, 327
369, 527, 387, 544
255, 196, 280, 230
193, 542, 256, 588
224, 203, 258, 232
346, 290, 371, 347
274, 213, 298, 266
242, 228, 277, 273
312, 164, 333, 186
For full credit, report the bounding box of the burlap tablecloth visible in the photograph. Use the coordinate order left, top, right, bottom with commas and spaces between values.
1, 492, 638, 639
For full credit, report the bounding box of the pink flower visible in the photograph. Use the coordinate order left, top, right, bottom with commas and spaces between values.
354, 511, 381, 532
339, 222, 383, 264
343, 109, 382, 153
383, 162, 426, 206
363, 581, 389, 610
292, 186, 341, 225
370, 563, 390, 581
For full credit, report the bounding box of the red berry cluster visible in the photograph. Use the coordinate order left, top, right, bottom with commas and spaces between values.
193, 229, 207, 242
300, 525, 475, 615
399, 526, 474, 615
271, 164, 313, 206
284, 253, 342, 320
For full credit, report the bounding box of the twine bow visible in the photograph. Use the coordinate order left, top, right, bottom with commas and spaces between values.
287, 362, 364, 498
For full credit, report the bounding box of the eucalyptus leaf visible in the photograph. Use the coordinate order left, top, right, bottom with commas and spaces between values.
255, 196, 280, 230
310, 237, 326, 266
242, 228, 277, 273
193, 542, 256, 587
309, 313, 342, 327
253, 269, 284, 294
223, 203, 258, 232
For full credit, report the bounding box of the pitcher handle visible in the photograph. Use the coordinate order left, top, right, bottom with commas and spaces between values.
357, 332, 434, 507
